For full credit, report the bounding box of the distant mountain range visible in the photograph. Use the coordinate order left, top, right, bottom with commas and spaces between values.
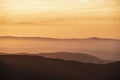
0, 55, 120, 80
0, 36, 119, 41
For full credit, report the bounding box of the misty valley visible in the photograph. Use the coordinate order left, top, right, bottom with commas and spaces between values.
0, 36, 120, 80
0, 36, 120, 61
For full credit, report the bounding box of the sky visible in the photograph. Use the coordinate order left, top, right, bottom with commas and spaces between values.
0, 0, 120, 39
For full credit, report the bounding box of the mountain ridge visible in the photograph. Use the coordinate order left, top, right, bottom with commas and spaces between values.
38, 52, 109, 64
0, 36, 119, 41
0, 52, 115, 64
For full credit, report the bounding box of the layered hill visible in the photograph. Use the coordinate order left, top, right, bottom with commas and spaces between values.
38, 52, 107, 64
0, 36, 120, 61
0, 55, 120, 80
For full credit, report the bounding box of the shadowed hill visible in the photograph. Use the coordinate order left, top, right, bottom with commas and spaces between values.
38, 52, 107, 64
0, 55, 120, 80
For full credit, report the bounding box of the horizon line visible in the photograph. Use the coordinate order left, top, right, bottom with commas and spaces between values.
0, 36, 120, 40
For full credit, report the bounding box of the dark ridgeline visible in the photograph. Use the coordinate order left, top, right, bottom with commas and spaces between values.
0, 55, 120, 80
38, 52, 110, 64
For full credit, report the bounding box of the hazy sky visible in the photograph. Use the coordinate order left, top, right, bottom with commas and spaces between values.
0, 0, 120, 39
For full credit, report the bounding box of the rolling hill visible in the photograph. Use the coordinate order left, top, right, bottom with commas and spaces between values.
38, 52, 108, 64
0, 55, 120, 80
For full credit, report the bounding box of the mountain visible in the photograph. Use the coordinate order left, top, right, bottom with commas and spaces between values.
0, 36, 58, 40
0, 36, 120, 61
38, 52, 107, 64
0, 55, 120, 80
0, 36, 119, 41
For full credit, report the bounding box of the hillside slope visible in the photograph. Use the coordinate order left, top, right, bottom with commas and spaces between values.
0, 55, 120, 80
38, 52, 106, 64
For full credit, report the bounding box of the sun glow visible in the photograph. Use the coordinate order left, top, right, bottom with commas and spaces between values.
1, 0, 118, 15
8, 0, 39, 12
1, 0, 52, 15
0, 0, 120, 39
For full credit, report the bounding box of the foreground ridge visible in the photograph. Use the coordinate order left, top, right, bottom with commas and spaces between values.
0, 55, 120, 80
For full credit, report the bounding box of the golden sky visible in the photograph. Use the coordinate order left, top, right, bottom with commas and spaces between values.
0, 0, 120, 39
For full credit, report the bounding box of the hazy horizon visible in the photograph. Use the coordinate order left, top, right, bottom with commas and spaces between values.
0, 0, 120, 39
0, 35, 120, 40
0, 0, 120, 61
0, 37, 120, 61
